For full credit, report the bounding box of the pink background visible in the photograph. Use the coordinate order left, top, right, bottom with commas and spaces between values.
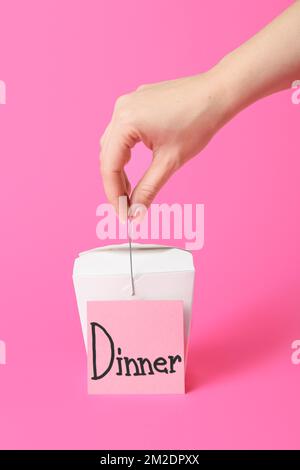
0, 0, 299, 450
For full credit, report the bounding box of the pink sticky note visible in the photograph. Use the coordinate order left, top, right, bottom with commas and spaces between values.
87, 300, 185, 394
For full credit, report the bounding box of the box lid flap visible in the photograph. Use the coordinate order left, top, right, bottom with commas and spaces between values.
73, 243, 194, 276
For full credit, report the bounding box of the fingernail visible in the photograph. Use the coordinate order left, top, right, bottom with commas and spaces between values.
128, 204, 147, 224
118, 195, 129, 223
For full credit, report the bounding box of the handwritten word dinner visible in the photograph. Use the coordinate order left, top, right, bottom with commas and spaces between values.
90, 322, 182, 380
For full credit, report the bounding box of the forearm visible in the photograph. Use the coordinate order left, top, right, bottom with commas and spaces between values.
100, 2, 300, 211
213, 1, 300, 121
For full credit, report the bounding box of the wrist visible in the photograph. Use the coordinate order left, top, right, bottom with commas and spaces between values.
196, 61, 241, 135
210, 56, 246, 124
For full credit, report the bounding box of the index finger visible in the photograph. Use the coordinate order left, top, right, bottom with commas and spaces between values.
100, 124, 135, 220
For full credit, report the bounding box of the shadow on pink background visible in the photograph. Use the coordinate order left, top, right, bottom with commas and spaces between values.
0, 0, 299, 449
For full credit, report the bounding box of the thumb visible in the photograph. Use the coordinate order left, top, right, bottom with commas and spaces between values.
130, 150, 177, 209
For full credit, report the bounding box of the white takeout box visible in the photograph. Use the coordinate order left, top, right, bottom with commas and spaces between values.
73, 243, 195, 354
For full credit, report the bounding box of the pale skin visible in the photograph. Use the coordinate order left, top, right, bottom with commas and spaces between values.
100, 1, 300, 221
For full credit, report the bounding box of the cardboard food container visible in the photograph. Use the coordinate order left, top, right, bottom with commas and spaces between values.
73, 243, 195, 394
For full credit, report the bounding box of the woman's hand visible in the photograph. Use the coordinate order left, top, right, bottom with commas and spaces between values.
100, 71, 230, 218
100, 1, 300, 220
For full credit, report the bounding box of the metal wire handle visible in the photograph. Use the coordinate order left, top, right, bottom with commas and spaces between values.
128, 222, 135, 296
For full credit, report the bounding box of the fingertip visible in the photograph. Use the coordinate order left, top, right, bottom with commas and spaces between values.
128, 202, 148, 224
